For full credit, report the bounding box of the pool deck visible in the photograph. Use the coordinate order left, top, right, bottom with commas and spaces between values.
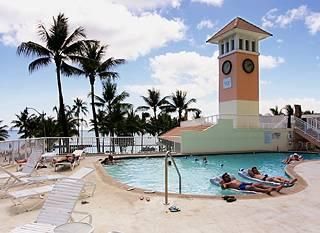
1, 157, 320, 233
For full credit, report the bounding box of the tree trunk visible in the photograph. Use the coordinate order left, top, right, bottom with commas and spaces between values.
111, 131, 115, 153
287, 114, 292, 128
56, 65, 68, 137
90, 76, 101, 153
178, 109, 182, 126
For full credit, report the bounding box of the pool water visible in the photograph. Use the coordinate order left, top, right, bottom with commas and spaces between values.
104, 153, 320, 195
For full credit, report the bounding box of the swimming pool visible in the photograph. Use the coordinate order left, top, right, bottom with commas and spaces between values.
104, 153, 320, 195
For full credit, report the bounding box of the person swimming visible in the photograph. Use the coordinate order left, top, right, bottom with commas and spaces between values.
203, 157, 208, 164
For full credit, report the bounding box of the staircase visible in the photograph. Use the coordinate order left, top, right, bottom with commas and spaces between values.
294, 117, 320, 148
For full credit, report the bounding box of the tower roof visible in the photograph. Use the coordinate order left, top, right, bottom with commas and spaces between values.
207, 17, 272, 44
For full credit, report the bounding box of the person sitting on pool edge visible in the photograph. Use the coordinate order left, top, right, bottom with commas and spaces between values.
101, 154, 115, 165
284, 153, 303, 164
220, 173, 283, 194
249, 167, 297, 185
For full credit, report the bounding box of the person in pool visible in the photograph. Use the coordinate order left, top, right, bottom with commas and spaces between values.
284, 153, 303, 164
220, 173, 283, 194
249, 167, 297, 185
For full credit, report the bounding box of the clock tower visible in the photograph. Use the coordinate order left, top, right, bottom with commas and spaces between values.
207, 17, 272, 120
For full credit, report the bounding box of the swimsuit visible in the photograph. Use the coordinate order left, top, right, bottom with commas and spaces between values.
262, 175, 268, 181
239, 182, 253, 190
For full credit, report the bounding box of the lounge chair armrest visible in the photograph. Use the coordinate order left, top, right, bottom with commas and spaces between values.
72, 211, 92, 224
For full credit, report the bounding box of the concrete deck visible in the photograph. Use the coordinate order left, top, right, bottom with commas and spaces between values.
1, 157, 320, 233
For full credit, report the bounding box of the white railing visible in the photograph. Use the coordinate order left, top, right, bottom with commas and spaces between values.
0, 138, 45, 166
0, 135, 182, 165
180, 115, 218, 127
295, 118, 320, 143
158, 136, 181, 154
181, 114, 288, 129
305, 117, 320, 133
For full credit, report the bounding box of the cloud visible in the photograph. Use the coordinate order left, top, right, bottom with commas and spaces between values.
259, 55, 285, 69
127, 51, 219, 98
260, 80, 271, 86
112, 0, 181, 11
125, 51, 284, 116
197, 20, 216, 30
260, 97, 320, 115
261, 5, 320, 35
191, 0, 224, 7
262, 6, 308, 28
276, 39, 284, 43
305, 12, 320, 35
0, 0, 186, 60
125, 51, 219, 115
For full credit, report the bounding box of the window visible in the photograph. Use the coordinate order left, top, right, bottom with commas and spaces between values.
245, 40, 249, 50
221, 44, 224, 55
252, 41, 256, 52
226, 42, 229, 53
239, 39, 243, 50
231, 40, 235, 50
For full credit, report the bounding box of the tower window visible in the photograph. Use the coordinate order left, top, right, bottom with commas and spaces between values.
239, 39, 243, 50
221, 44, 224, 55
226, 42, 229, 53
245, 40, 249, 50
231, 40, 235, 50
252, 41, 256, 52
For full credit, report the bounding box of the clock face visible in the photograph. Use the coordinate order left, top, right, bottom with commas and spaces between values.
222, 60, 232, 75
242, 59, 255, 73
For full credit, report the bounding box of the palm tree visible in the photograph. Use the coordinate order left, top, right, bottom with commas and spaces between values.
77, 41, 125, 152
95, 80, 131, 152
283, 105, 294, 128
0, 120, 9, 141
137, 88, 168, 120
270, 106, 283, 116
72, 98, 88, 137
17, 13, 86, 137
11, 108, 35, 138
164, 90, 200, 125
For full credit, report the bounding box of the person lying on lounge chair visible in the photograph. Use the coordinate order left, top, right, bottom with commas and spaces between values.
220, 173, 283, 194
52, 154, 75, 164
249, 167, 297, 185
284, 153, 303, 164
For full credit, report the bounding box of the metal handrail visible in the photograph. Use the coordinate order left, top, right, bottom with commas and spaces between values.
164, 151, 182, 205
294, 117, 320, 142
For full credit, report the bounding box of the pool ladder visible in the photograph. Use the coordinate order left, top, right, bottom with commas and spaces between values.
164, 151, 182, 205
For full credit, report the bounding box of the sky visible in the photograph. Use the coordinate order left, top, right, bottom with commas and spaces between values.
1, 0, 320, 126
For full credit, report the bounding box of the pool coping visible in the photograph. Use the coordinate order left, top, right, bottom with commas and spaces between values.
95, 155, 314, 200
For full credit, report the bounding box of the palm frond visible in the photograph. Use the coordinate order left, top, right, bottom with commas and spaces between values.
61, 61, 85, 76
68, 55, 93, 64
136, 106, 150, 111
185, 98, 197, 106
17, 42, 51, 57
37, 24, 51, 45
98, 71, 119, 80
63, 40, 86, 55
98, 58, 125, 72
28, 57, 52, 73
62, 26, 86, 49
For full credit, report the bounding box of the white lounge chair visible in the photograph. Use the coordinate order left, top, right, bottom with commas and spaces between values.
54, 150, 85, 171
7, 167, 95, 212
10, 178, 93, 233
0, 150, 43, 188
